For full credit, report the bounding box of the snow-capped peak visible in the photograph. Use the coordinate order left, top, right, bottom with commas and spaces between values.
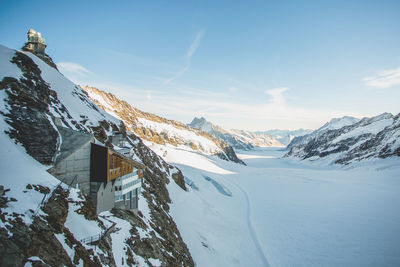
189, 117, 214, 133
318, 116, 360, 132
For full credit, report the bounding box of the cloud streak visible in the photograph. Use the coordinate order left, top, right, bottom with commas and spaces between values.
164, 30, 205, 84
57, 62, 93, 77
363, 67, 400, 88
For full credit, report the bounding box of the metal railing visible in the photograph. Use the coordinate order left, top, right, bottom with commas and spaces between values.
80, 220, 116, 245
31, 175, 77, 218
80, 233, 102, 245
31, 177, 65, 218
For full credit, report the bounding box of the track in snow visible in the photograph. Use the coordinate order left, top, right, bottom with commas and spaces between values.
230, 179, 271, 267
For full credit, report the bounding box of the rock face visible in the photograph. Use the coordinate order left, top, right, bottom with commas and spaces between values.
0, 186, 110, 266
0, 52, 59, 164
83, 86, 245, 165
286, 113, 400, 164
189, 117, 283, 149
0, 45, 194, 266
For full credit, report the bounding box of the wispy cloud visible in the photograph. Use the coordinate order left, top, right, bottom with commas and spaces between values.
265, 87, 288, 105
164, 30, 205, 84
363, 67, 400, 88
57, 62, 93, 76
113, 85, 362, 131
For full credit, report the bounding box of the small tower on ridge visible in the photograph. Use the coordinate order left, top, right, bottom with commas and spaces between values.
23, 29, 47, 56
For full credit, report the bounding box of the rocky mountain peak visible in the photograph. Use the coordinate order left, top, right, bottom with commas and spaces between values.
286, 112, 400, 164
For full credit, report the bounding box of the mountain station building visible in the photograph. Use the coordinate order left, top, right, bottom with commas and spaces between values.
48, 121, 145, 213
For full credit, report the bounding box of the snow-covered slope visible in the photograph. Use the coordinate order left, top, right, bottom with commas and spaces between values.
188, 117, 283, 150
286, 113, 400, 164
0, 44, 193, 266
258, 128, 313, 145
84, 86, 244, 164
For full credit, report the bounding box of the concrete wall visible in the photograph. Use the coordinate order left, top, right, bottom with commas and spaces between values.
48, 141, 91, 194
96, 181, 116, 213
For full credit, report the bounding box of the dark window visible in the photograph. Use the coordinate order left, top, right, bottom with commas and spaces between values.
90, 143, 108, 182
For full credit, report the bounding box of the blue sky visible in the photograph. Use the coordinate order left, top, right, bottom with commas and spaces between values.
1, 0, 400, 130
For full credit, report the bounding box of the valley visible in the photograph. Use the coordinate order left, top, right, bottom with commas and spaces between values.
149, 144, 400, 266
1, 19, 399, 266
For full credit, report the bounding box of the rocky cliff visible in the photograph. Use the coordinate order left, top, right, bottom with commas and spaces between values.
0, 44, 194, 266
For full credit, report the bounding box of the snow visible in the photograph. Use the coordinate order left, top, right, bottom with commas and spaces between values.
137, 117, 220, 154
148, 258, 162, 266
101, 212, 132, 267
0, 44, 22, 80
55, 233, 75, 259
144, 141, 233, 175
22, 50, 120, 130
0, 118, 60, 227
333, 117, 393, 143
319, 116, 360, 131
64, 189, 103, 241
158, 144, 400, 267
24, 256, 46, 266
86, 88, 115, 112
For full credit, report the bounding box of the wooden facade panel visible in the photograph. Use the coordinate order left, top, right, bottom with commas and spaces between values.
107, 151, 142, 181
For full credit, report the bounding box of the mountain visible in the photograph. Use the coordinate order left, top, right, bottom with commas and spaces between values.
188, 117, 253, 150
188, 117, 283, 150
287, 116, 361, 151
257, 129, 313, 146
316, 116, 360, 132
286, 113, 400, 164
83, 86, 244, 164
230, 129, 284, 148
0, 44, 194, 266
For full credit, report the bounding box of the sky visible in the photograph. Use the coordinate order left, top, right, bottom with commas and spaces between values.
1, 0, 400, 130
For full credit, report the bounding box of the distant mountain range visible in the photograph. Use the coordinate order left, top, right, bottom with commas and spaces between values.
256, 129, 313, 146
188, 117, 309, 150
286, 113, 400, 164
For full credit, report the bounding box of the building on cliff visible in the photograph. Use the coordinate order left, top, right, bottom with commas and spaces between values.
48, 119, 145, 213
23, 29, 47, 56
